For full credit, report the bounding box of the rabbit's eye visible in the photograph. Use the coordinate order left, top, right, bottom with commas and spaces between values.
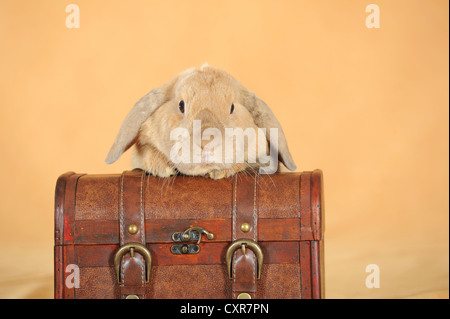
179, 100, 185, 114
230, 103, 235, 114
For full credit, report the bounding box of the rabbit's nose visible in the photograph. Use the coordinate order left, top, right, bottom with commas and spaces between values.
195, 109, 224, 130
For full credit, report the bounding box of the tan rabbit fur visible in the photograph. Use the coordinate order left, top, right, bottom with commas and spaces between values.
105, 64, 296, 179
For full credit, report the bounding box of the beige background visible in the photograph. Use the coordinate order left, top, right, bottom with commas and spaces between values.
0, 0, 448, 298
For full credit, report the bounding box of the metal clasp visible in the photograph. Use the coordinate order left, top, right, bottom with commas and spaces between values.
114, 243, 152, 284
171, 227, 214, 254
226, 239, 264, 280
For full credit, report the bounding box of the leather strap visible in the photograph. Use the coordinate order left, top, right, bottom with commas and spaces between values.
231, 172, 259, 299
118, 170, 147, 299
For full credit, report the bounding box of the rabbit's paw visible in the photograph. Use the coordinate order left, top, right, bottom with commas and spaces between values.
147, 165, 176, 178
208, 169, 233, 180
162, 166, 176, 177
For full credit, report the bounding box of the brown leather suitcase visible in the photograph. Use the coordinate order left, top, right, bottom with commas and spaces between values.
54, 170, 324, 299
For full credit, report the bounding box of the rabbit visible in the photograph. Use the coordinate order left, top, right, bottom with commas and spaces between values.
105, 64, 296, 179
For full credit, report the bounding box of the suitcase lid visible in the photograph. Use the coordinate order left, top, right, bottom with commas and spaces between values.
55, 170, 323, 246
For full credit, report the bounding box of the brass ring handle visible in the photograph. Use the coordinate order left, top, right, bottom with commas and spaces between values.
114, 243, 152, 284
226, 239, 264, 280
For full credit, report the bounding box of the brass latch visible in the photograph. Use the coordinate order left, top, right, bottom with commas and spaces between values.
171, 227, 214, 254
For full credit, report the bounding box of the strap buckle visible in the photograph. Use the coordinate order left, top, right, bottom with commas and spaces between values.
226, 239, 264, 280
114, 243, 152, 284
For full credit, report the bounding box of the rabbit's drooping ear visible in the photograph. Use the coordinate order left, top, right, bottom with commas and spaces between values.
104, 87, 167, 164
104, 71, 185, 164
239, 87, 297, 171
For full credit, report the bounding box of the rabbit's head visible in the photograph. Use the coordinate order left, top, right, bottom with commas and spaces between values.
105, 65, 296, 177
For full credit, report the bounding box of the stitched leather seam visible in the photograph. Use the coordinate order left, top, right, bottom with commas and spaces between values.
119, 173, 125, 286
232, 175, 237, 299
119, 173, 124, 246
232, 252, 236, 298
252, 174, 257, 290
232, 175, 237, 240
251, 251, 256, 294
140, 172, 145, 244
139, 172, 145, 286
253, 174, 257, 242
